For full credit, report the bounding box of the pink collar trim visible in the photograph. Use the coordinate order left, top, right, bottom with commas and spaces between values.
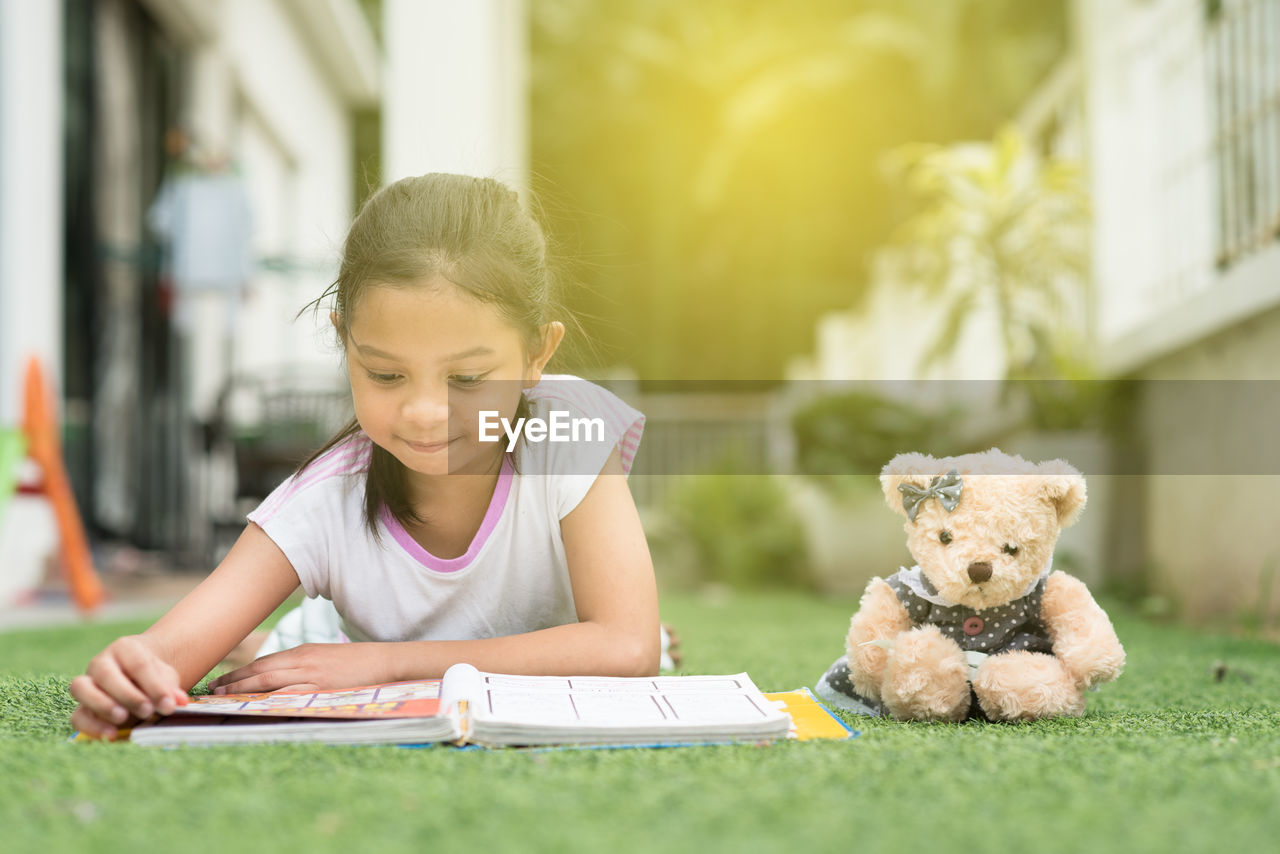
380, 456, 514, 573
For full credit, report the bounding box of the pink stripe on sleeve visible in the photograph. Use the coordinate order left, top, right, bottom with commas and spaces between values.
257, 449, 362, 521
562, 379, 638, 443
252, 436, 371, 524
527, 376, 644, 475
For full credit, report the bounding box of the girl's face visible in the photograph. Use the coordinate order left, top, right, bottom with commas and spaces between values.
340, 279, 562, 481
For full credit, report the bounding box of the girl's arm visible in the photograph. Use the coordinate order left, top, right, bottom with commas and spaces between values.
210, 449, 660, 692
68, 523, 300, 738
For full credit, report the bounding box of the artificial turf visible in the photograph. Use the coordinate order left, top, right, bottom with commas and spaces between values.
2, 590, 1277, 853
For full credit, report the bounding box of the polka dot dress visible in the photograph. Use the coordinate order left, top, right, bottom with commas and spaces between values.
885, 572, 1053, 656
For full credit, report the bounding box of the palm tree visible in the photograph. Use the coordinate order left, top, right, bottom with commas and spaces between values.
886, 124, 1091, 382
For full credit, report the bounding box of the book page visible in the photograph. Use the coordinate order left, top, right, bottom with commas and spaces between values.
473, 672, 781, 728
440, 662, 487, 714
176, 680, 443, 719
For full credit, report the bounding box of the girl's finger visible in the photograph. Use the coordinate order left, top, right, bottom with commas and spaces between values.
82, 656, 153, 720
70, 704, 121, 741
113, 644, 182, 713
212, 669, 307, 695
68, 675, 131, 726
210, 645, 307, 690
209, 657, 267, 691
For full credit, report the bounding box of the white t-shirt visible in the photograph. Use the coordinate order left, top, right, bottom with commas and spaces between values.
247, 376, 644, 644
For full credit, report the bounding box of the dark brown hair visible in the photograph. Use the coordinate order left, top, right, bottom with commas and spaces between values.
300, 173, 573, 536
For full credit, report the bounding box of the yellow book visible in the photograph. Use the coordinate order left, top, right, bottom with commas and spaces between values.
764, 688, 856, 742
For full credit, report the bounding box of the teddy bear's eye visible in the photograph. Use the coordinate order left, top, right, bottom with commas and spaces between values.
939, 531, 953, 545
1002, 543, 1019, 556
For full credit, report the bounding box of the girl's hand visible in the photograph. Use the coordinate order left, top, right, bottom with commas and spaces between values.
65, 524, 300, 738
68, 635, 189, 740
208, 643, 392, 694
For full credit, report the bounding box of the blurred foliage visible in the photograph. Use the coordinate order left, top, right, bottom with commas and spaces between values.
655, 470, 813, 590
353, 108, 382, 212
790, 390, 969, 489
530, 0, 1068, 380
356, 0, 382, 46
1010, 376, 1122, 434
885, 125, 1091, 383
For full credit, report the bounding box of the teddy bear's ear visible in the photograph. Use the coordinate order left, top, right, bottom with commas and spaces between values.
880, 453, 938, 518
1037, 461, 1087, 528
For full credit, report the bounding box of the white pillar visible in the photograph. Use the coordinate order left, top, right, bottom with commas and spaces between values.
187, 45, 236, 161
0, 0, 63, 424
382, 0, 528, 190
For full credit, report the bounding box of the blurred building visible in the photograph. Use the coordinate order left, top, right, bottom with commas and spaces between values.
0, 0, 530, 587
0, 0, 363, 574
1073, 0, 1280, 620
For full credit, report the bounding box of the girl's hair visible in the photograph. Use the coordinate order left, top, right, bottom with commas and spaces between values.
300, 173, 573, 536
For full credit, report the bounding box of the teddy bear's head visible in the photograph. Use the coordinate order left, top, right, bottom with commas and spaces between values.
881, 448, 1086, 610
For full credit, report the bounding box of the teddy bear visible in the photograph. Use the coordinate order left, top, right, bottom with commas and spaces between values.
815, 448, 1125, 722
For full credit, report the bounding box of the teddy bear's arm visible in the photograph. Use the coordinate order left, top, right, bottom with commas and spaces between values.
1041, 571, 1126, 690
845, 578, 913, 702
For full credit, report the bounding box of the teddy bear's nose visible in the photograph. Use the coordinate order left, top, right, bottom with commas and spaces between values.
968, 562, 993, 583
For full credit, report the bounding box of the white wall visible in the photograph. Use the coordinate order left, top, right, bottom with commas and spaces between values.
0, 0, 62, 603
1078, 0, 1214, 346
0, 0, 63, 426
382, 0, 529, 188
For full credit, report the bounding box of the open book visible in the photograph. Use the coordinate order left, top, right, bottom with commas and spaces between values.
127, 663, 849, 748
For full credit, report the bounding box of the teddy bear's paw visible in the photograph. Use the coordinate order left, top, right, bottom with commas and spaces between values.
881, 626, 971, 722
1041, 572, 1127, 689
846, 579, 914, 700
972, 651, 1085, 722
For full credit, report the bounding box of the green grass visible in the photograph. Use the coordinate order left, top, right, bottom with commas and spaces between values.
2, 591, 1277, 854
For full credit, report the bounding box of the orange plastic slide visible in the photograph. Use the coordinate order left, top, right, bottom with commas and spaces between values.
21, 357, 105, 612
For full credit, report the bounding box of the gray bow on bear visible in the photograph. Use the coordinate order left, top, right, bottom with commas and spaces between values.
899, 470, 963, 522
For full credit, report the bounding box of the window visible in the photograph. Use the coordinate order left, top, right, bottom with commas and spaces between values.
1207, 0, 1280, 267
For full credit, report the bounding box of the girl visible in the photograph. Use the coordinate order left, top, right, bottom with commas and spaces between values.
70, 174, 661, 740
